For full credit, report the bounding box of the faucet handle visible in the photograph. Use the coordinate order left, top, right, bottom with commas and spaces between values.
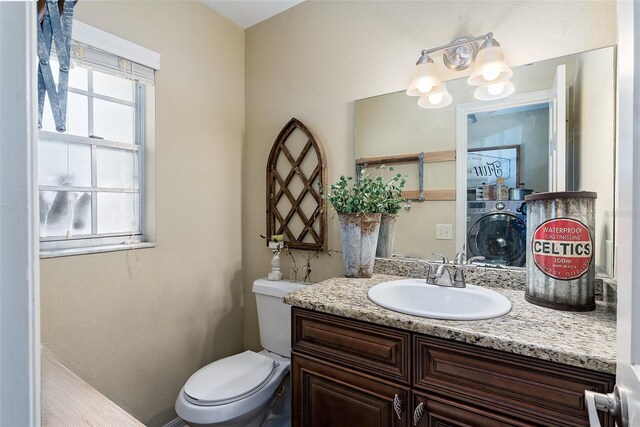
431, 253, 450, 264
467, 256, 486, 265
416, 260, 436, 283
453, 265, 476, 287
455, 251, 466, 265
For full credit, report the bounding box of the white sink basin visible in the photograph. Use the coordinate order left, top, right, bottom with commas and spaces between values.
368, 278, 512, 320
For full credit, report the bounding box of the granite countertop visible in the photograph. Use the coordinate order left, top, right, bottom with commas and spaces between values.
283, 274, 617, 374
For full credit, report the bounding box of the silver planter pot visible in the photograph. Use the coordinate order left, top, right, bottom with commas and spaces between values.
338, 213, 382, 278
375, 213, 398, 258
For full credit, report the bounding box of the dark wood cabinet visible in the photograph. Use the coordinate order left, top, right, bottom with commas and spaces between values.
292, 307, 411, 384
292, 353, 409, 427
292, 307, 615, 427
411, 391, 535, 427
413, 335, 614, 427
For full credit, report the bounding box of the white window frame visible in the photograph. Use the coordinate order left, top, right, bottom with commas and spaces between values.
39, 21, 159, 258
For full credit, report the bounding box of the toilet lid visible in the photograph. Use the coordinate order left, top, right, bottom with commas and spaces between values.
183, 351, 276, 406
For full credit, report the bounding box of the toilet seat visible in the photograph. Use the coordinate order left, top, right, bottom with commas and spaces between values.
183, 351, 277, 407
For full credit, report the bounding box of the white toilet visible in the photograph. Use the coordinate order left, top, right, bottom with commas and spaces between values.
175, 279, 304, 427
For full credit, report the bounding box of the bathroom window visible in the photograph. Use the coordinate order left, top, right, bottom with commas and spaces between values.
39, 25, 159, 257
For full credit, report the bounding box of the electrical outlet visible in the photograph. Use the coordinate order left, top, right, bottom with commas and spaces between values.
436, 224, 453, 240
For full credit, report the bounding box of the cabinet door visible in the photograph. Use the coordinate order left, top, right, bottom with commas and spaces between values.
413, 335, 615, 427
411, 391, 535, 427
292, 352, 409, 427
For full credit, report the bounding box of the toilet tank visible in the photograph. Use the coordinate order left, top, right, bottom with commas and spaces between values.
253, 279, 305, 357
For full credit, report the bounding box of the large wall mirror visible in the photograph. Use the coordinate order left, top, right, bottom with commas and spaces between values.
355, 46, 615, 276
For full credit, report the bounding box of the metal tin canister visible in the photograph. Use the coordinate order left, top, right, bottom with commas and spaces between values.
524, 191, 597, 311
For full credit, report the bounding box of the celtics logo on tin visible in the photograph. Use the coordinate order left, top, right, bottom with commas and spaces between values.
531, 218, 593, 281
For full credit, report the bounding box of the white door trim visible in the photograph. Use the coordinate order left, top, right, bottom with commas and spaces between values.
615, 0, 640, 422
455, 90, 551, 253
0, 2, 40, 426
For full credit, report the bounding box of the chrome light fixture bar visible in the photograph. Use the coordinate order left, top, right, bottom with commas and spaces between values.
407, 32, 515, 109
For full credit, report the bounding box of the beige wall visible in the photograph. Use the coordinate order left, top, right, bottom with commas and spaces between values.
572, 47, 616, 274
244, 1, 617, 350
40, 2, 244, 426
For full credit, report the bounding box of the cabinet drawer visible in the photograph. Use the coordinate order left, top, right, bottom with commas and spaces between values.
292, 308, 410, 384
414, 335, 615, 427
292, 352, 410, 427
412, 391, 535, 427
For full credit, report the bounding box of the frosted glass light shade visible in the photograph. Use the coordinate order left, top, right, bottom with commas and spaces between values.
407, 60, 444, 97
417, 85, 453, 109
474, 79, 515, 101
467, 45, 513, 86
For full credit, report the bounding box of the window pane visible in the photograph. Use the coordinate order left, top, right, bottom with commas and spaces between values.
40, 191, 92, 237
41, 93, 56, 132
67, 93, 89, 136
93, 70, 134, 102
69, 65, 89, 90
48, 58, 88, 90
97, 192, 139, 234
93, 99, 134, 143
42, 92, 89, 136
97, 147, 139, 189
39, 140, 91, 187
49, 58, 59, 86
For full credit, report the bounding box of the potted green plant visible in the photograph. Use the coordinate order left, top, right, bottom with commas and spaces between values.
374, 166, 407, 258
321, 167, 391, 278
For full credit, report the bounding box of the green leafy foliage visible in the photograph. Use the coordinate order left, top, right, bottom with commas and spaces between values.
320, 166, 407, 214
376, 166, 408, 214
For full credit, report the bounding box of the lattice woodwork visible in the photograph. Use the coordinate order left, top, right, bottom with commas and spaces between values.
267, 118, 328, 251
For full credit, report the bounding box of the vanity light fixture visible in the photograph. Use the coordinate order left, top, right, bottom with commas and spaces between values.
417, 83, 453, 109
406, 54, 445, 97
473, 79, 516, 101
467, 35, 513, 86
407, 32, 515, 108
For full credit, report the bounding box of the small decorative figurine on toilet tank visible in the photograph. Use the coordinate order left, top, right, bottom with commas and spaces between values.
267, 234, 285, 281
525, 191, 597, 311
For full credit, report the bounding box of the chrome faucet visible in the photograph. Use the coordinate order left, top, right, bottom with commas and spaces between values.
415, 260, 437, 284
453, 265, 474, 288
419, 252, 486, 288
452, 252, 485, 287
466, 255, 486, 265
454, 251, 485, 266
434, 263, 454, 287
428, 253, 455, 287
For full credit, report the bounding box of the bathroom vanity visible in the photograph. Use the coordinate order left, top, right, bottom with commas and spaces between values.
285, 274, 616, 427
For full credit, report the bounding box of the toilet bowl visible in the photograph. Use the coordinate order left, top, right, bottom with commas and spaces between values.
175, 350, 290, 427
175, 279, 304, 427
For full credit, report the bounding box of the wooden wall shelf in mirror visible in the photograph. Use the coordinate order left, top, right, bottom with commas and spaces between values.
266, 118, 327, 251
356, 150, 456, 201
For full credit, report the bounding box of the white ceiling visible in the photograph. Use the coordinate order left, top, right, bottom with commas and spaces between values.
202, 1, 305, 29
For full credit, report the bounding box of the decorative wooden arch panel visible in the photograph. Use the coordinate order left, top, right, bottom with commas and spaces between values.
267, 118, 328, 251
